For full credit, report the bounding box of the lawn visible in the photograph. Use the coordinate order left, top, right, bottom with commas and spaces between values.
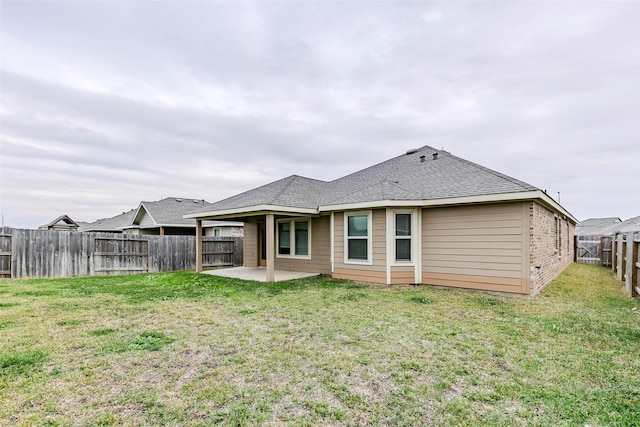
0, 263, 638, 426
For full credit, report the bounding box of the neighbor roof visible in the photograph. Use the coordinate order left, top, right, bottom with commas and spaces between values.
39, 214, 79, 229
79, 209, 136, 232
127, 197, 213, 228
575, 217, 622, 236
600, 215, 640, 236
186, 145, 575, 221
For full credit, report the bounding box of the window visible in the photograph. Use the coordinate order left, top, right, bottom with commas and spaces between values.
213, 228, 221, 237
277, 219, 310, 258
346, 212, 371, 263
395, 213, 412, 261
554, 217, 560, 252
278, 222, 290, 255
294, 221, 309, 256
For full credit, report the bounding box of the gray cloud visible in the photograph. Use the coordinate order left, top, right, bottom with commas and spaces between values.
1, 1, 639, 228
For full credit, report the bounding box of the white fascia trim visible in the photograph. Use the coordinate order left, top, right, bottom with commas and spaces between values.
120, 224, 194, 230
319, 190, 578, 223
130, 203, 152, 227
536, 192, 579, 224
117, 225, 139, 230
184, 204, 319, 220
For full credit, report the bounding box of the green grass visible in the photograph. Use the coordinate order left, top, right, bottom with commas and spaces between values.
0, 264, 638, 426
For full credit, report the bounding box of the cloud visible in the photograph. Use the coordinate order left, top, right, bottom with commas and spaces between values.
1, 1, 639, 227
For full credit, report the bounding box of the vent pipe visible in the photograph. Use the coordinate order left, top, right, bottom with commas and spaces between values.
432, 152, 439, 160
420, 155, 426, 163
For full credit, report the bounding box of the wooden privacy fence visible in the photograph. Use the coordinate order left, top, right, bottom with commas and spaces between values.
0, 227, 242, 279
575, 235, 613, 266
612, 232, 639, 297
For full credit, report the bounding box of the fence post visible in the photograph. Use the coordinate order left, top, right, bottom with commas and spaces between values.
628, 233, 639, 297
615, 234, 624, 281
624, 232, 635, 296
196, 220, 203, 273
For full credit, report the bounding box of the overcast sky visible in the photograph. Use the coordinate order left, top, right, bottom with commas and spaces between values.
1, 1, 638, 229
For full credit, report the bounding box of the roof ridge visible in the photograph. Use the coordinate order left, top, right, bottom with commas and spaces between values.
271, 174, 329, 203
270, 175, 301, 204
288, 174, 329, 184
442, 150, 537, 191
327, 144, 439, 184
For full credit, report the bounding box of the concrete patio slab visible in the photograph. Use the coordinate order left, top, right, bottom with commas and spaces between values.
201, 266, 319, 282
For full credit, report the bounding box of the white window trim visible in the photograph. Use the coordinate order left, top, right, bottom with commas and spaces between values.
344, 210, 373, 265
386, 209, 418, 267
276, 218, 312, 260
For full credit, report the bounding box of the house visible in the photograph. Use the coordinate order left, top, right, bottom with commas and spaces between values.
185, 146, 577, 296
605, 215, 640, 235
38, 215, 80, 231
575, 217, 622, 265
78, 209, 137, 233
576, 217, 622, 237
120, 197, 243, 236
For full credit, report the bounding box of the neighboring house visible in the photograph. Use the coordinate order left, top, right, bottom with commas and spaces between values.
576, 217, 622, 237
186, 145, 577, 296
78, 209, 137, 233
606, 215, 640, 235
38, 215, 80, 231
121, 197, 243, 236
575, 217, 622, 265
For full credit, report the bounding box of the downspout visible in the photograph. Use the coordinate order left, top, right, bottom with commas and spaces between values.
195, 220, 203, 273
330, 212, 335, 273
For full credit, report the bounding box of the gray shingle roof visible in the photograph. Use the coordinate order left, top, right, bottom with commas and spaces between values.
193, 175, 329, 213
575, 217, 622, 236
599, 215, 640, 236
79, 209, 136, 232
39, 215, 79, 229
320, 146, 537, 206
193, 145, 539, 214
137, 197, 212, 226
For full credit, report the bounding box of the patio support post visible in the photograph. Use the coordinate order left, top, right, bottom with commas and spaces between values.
266, 213, 275, 282
196, 219, 203, 273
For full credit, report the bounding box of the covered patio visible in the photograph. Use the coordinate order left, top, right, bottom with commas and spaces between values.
184, 175, 328, 282
201, 266, 319, 282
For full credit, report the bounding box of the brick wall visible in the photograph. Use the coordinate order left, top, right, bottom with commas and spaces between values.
529, 202, 575, 295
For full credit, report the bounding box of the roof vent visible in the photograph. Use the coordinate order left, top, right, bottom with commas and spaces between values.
193, 199, 200, 203
406, 148, 419, 155
420, 155, 426, 163
432, 152, 439, 160
175, 198, 182, 202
